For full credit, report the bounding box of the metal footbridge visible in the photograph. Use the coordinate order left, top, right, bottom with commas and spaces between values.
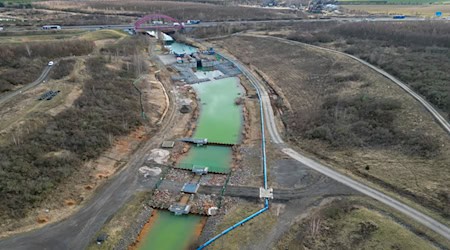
179, 138, 236, 147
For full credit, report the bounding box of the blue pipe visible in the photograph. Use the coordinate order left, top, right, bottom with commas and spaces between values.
196, 53, 271, 249
197, 206, 268, 250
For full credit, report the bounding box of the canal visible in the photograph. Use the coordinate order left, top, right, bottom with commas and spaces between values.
137, 77, 244, 249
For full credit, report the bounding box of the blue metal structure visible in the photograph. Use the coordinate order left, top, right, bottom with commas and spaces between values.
197, 52, 270, 249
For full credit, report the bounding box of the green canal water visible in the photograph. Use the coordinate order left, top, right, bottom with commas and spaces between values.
137, 211, 202, 250
178, 145, 232, 173
179, 77, 243, 174
170, 42, 198, 55
138, 77, 243, 250
192, 77, 243, 144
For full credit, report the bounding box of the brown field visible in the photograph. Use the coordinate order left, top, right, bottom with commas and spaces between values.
215, 34, 450, 220
276, 198, 439, 249
0, 33, 168, 236
343, 4, 450, 17
0, 8, 133, 28
35, 0, 304, 21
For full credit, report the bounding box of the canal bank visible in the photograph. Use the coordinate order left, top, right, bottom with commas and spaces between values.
134, 76, 244, 249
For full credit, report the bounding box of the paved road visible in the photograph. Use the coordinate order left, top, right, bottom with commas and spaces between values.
218, 50, 450, 241
267, 36, 450, 135
0, 64, 53, 106
60, 17, 434, 30
4, 16, 442, 33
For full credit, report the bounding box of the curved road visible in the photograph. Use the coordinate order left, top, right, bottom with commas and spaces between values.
218, 50, 450, 241
0, 64, 53, 106
268, 36, 450, 135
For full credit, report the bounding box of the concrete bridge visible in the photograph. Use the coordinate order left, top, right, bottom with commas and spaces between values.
179, 138, 236, 147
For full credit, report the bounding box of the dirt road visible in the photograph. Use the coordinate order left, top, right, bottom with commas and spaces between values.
0, 72, 179, 250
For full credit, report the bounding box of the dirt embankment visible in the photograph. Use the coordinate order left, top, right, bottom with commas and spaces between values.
215, 34, 450, 220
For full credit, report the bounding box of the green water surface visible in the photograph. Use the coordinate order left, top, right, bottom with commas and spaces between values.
193, 77, 243, 144
170, 42, 198, 55
138, 211, 202, 250
179, 145, 232, 173
138, 77, 243, 249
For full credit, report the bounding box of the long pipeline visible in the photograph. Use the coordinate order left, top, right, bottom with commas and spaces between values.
197, 52, 270, 249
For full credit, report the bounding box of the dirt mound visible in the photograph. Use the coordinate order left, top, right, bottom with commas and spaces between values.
139, 166, 162, 177
147, 149, 170, 164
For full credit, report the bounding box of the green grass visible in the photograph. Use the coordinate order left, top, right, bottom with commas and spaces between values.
210, 203, 277, 249
80, 30, 127, 41
0, 31, 86, 44
337, 207, 438, 249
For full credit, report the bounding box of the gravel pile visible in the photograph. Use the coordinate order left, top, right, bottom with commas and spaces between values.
189, 194, 217, 215
150, 189, 182, 209
165, 168, 193, 183
229, 146, 260, 185
199, 174, 227, 186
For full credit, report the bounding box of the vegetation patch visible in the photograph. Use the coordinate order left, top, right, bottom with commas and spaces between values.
284, 21, 450, 120
276, 199, 437, 249
0, 39, 94, 93
217, 35, 450, 219
0, 56, 142, 221
49, 58, 76, 80
208, 202, 276, 249
86, 192, 153, 250
35, 0, 304, 21
80, 30, 126, 42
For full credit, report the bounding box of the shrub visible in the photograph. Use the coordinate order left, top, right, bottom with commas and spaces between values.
50, 59, 76, 80
0, 56, 142, 220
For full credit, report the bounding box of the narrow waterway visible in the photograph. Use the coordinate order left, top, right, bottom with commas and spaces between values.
192, 77, 243, 144
137, 77, 243, 249
137, 211, 203, 250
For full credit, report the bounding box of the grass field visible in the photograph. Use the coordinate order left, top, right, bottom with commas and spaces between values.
216, 34, 450, 221
0, 31, 86, 44
209, 202, 277, 249
344, 4, 450, 17
276, 198, 439, 249
80, 29, 127, 41
34, 0, 304, 21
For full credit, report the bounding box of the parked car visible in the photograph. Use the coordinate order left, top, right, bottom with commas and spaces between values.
48, 61, 54, 66
187, 20, 201, 25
